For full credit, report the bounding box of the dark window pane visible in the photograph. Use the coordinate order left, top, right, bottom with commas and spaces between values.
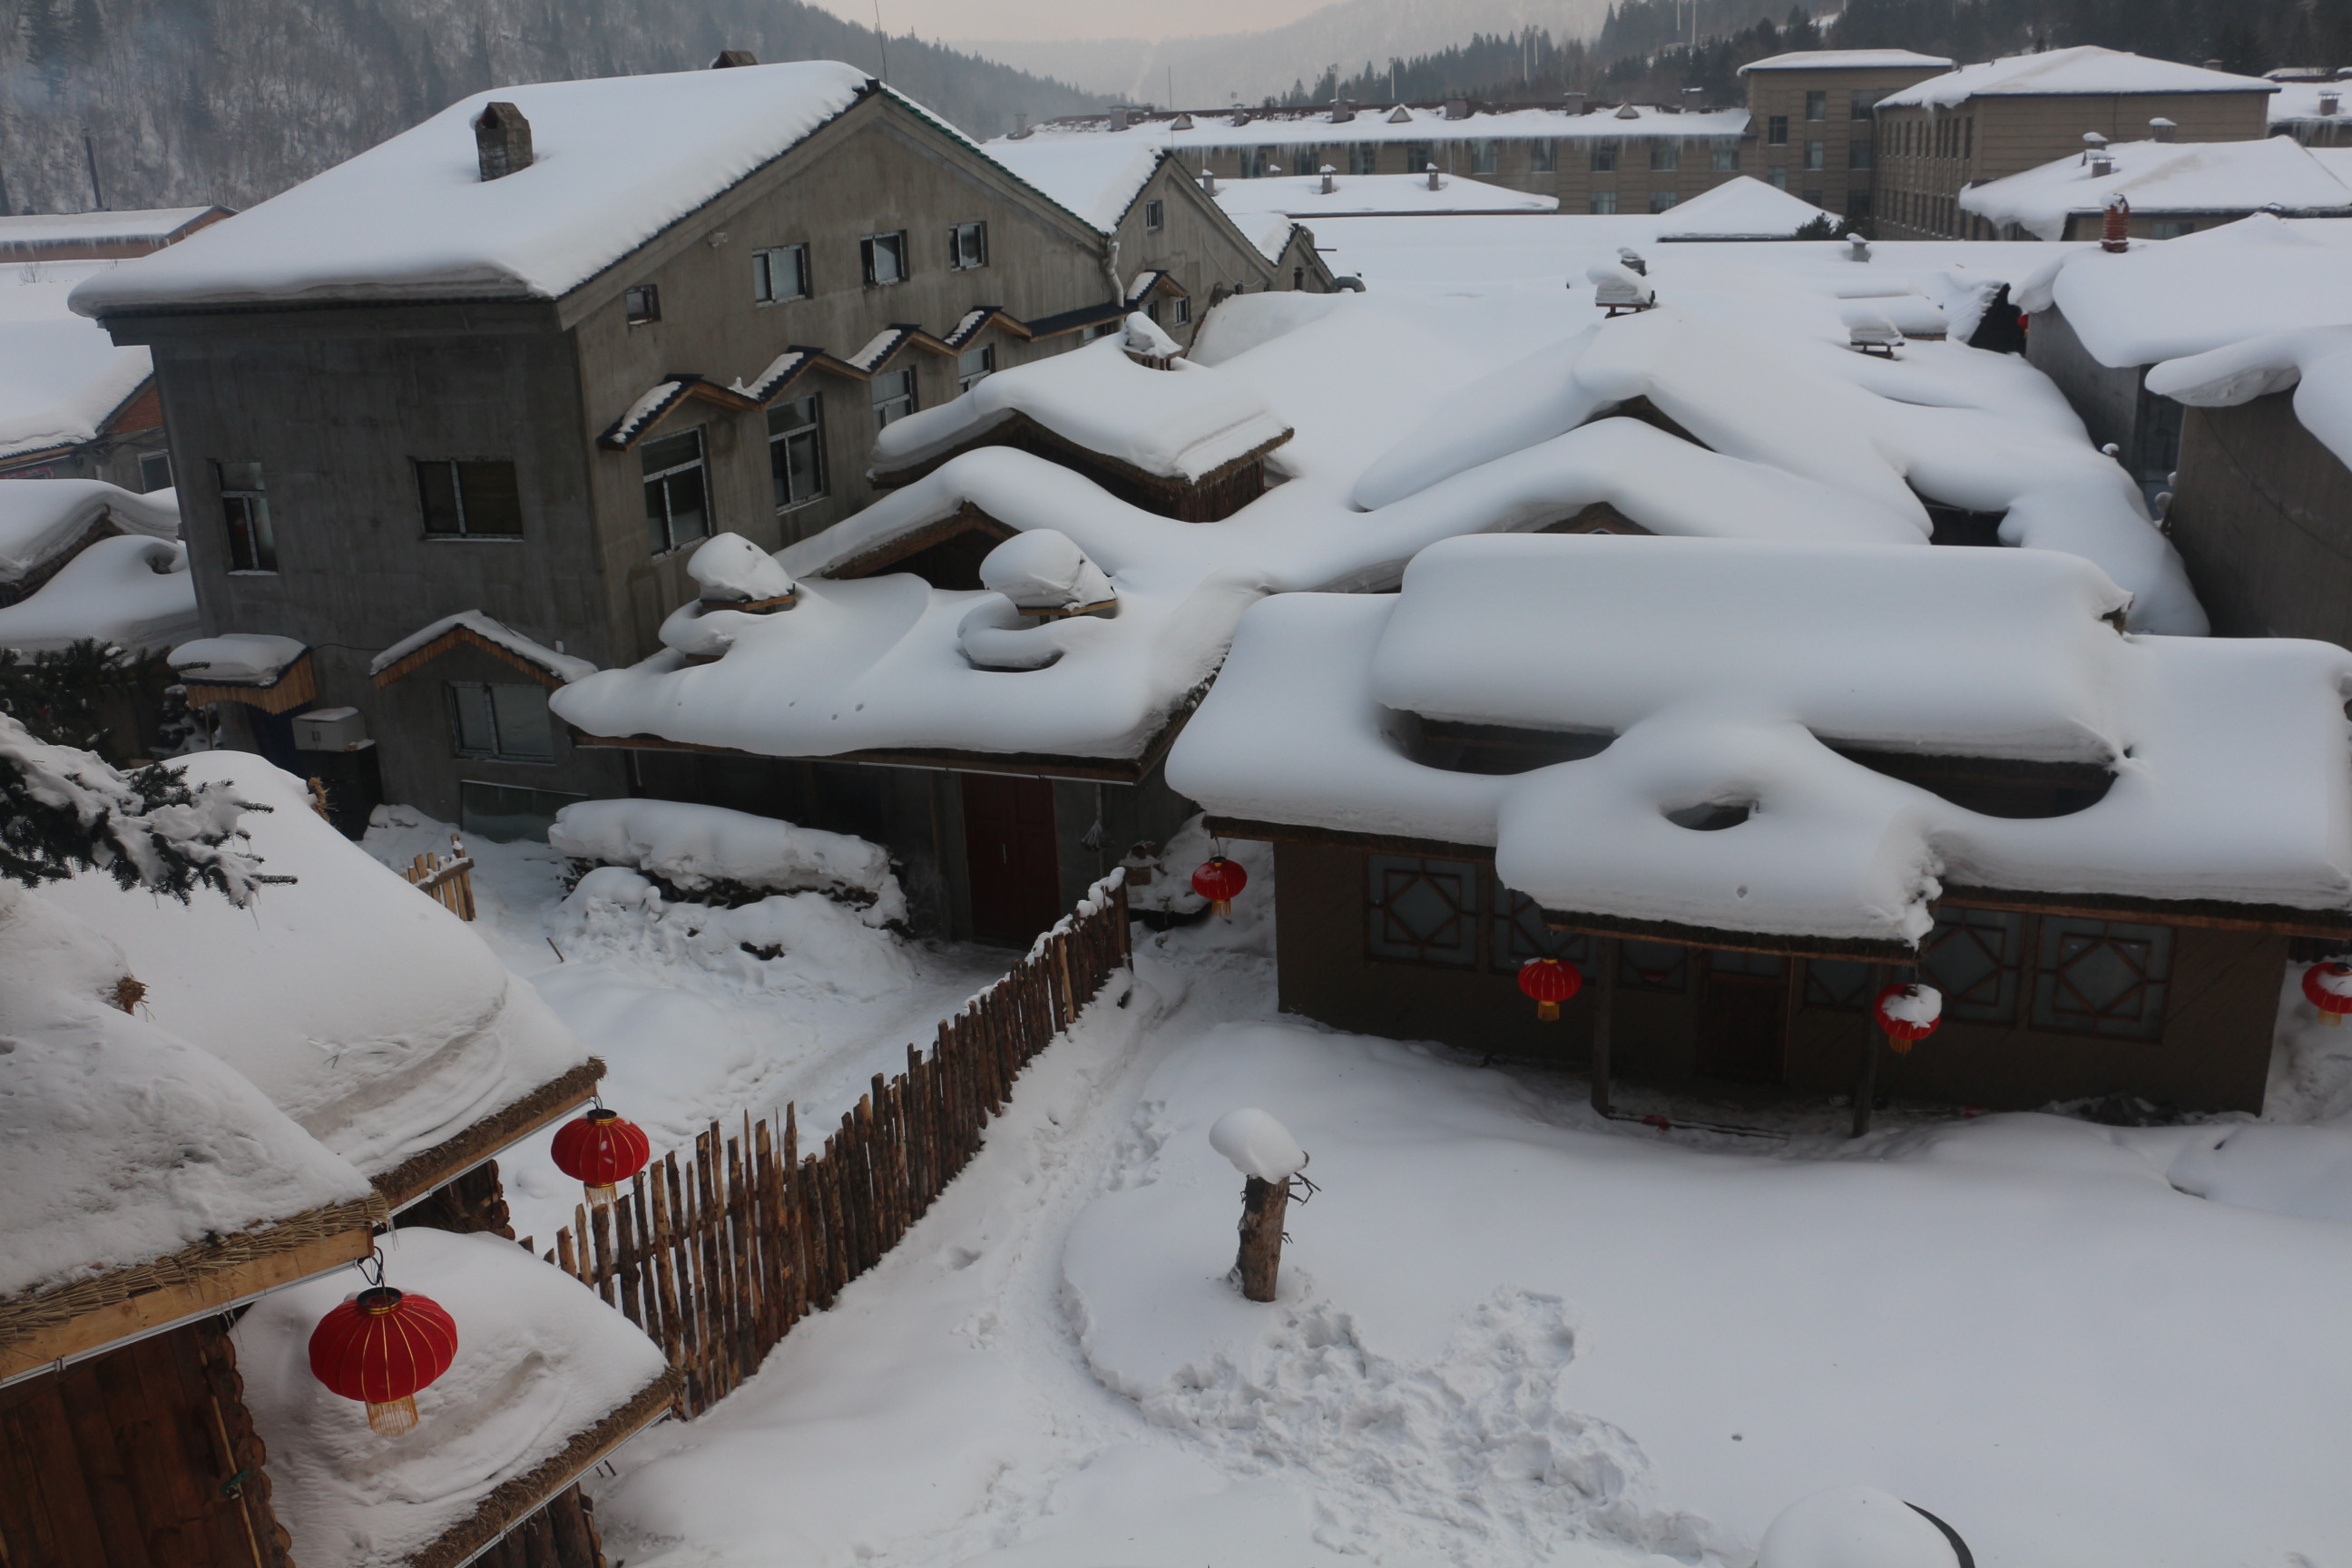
1365, 855, 1478, 966
1804, 959, 1873, 1011
449, 682, 497, 756
456, 461, 523, 535
490, 681, 555, 760
1922, 907, 2025, 1024
1709, 949, 1785, 977
225, 495, 275, 573
664, 468, 709, 546
2032, 917, 2172, 1040
417, 460, 462, 534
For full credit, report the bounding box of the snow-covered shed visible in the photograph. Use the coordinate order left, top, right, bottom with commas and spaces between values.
1650, 177, 1837, 240
1169, 532, 2352, 1112
1961, 135, 2352, 241
0, 204, 230, 262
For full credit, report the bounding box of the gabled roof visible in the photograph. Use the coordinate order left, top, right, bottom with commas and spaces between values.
1880, 46, 2277, 109
0, 260, 154, 464
1652, 176, 1834, 240
982, 135, 1166, 233
1963, 136, 2352, 240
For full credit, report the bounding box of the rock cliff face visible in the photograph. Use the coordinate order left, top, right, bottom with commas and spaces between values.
0, 0, 1098, 214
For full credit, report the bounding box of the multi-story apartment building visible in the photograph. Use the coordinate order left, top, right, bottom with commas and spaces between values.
1735, 49, 1955, 220
1873, 46, 2277, 239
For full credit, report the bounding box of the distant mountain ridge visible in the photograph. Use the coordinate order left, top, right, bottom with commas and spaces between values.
0, 0, 1102, 216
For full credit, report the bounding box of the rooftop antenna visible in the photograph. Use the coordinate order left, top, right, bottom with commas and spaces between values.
873, 0, 887, 82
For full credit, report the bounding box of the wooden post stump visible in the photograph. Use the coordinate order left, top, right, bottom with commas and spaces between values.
1849, 964, 1890, 1139
1236, 1175, 1291, 1302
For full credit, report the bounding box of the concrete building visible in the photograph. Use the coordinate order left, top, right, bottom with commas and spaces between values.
1961, 133, 2352, 241
1735, 49, 1955, 220
73, 61, 1320, 841
1873, 46, 2278, 240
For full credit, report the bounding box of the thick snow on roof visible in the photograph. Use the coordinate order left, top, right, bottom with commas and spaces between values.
0, 207, 217, 247
0, 260, 153, 460
2269, 80, 2352, 122
2146, 323, 2352, 473
0, 534, 197, 653
2014, 213, 2352, 365
0, 476, 176, 583
235, 1226, 667, 1568
368, 608, 596, 683
43, 753, 593, 1181
1962, 136, 2352, 239
1880, 46, 2277, 108
1017, 102, 1749, 152
1653, 177, 1835, 239
1210, 170, 1556, 221
69, 62, 876, 312
1169, 534, 2352, 946
981, 135, 1163, 232
1741, 49, 1955, 72
170, 632, 307, 681
0, 885, 374, 1301
869, 328, 1292, 483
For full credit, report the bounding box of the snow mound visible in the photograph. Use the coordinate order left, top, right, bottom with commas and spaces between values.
549, 798, 903, 920
0, 477, 177, 584
0, 534, 197, 653
687, 531, 798, 606
1208, 1108, 1306, 1182
979, 528, 1115, 613
551, 867, 912, 1001
1759, 1486, 1960, 1568
169, 632, 305, 682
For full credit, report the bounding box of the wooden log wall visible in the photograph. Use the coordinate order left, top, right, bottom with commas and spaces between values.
544, 871, 1129, 1417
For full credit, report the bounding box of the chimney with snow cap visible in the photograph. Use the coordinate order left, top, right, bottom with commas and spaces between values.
2102, 192, 2131, 252
475, 103, 532, 181
1426, 162, 1442, 191
2322, 93, 2341, 117
2149, 116, 2177, 140
710, 49, 757, 67
2081, 131, 2107, 163
1012, 113, 1031, 138
1330, 99, 1355, 123
1320, 164, 1337, 194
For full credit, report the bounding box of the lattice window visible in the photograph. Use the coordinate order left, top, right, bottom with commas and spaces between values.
1617, 940, 1688, 993
1490, 881, 1592, 970
1922, 907, 2025, 1024
2033, 917, 2172, 1040
1802, 958, 1874, 1011
1365, 856, 1479, 966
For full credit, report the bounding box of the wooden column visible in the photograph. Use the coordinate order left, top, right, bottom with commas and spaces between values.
1590, 937, 1619, 1118
1236, 1176, 1291, 1302
1850, 964, 1890, 1140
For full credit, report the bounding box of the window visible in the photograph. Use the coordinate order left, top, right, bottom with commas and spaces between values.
1589, 139, 1619, 172
1491, 882, 1591, 967
1805, 89, 1827, 121
1405, 141, 1436, 173
623, 284, 660, 324
1349, 143, 1381, 175
1804, 140, 1826, 172
641, 429, 709, 554
1650, 140, 1680, 172
1768, 165, 1788, 191
1850, 89, 1877, 120
1470, 138, 1500, 175
948, 220, 988, 270
752, 244, 810, 303
1803, 189, 1825, 208
1964, 118, 1974, 160
1710, 139, 1740, 172
1244, 144, 1277, 177
871, 367, 916, 430
1922, 908, 2026, 1024
1803, 959, 1875, 1012
1365, 855, 1478, 966
415, 459, 521, 538
1618, 941, 1688, 993
1529, 139, 1557, 173
1648, 189, 1680, 212
2153, 220, 2197, 239
1767, 115, 1788, 146
2033, 917, 2172, 1040
137, 449, 172, 493
1847, 191, 1874, 218
1589, 191, 1619, 214
768, 395, 825, 510
1144, 198, 1166, 230
1171, 295, 1191, 326
446, 681, 555, 762
860, 230, 907, 286
218, 459, 275, 573
957, 344, 995, 392
1850, 138, 1875, 171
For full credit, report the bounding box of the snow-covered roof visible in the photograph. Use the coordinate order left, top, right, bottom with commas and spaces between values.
68, 63, 885, 312
1741, 49, 1955, 73
1011, 102, 1749, 152
369, 608, 597, 684
1169, 534, 2352, 949
868, 328, 1292, 485
0, 476, 176, 583
0, 207, 220, 250
2145, 323, 2352, 474
0, 260, 154, 462
42, 753, 596, 1188
0, 535, 197, 654
2268, 80, 2352, 122
981, 135, 1165, 233
2014, 212, 2352, 365
170, 632, 308, 682
234, 1226, 669, 1568
1879, 46, 2277, 109
1652, 177, 1835, 239
1210, 170, 1556, 221
1961, 136, 2352, 240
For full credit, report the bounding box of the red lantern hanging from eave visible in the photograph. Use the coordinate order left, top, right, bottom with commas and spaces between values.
1191, 856, 1248, 917
1517, 956, 1583, 1021
309, 1286, 459, 1436
2302, 961, 2352, 1026
1873, 982, 1944, 1054
551, 1107, 652, 1209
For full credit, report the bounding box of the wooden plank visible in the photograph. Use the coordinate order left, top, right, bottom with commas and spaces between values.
0, 1362, 109, 1567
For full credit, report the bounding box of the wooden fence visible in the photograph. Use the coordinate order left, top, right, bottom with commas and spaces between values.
540, 869, 1130, 1416
398, 835, 478, 921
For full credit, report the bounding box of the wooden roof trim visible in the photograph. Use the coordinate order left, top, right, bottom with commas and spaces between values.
373, 623, 570, 691
822, 502, 1017, 581
373, 1058, 603, 1210
183, 650, 318, 714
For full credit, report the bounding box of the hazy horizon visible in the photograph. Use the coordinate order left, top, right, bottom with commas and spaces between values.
804, 0, 1346, 44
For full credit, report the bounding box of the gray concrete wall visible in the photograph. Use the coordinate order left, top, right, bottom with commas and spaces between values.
2025, 305, 2146, 460
2168, 392, 2352, 642
1109, 159, 1284, 345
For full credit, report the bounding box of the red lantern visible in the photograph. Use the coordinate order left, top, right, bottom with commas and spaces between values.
2302, 961, 2352, 1027
1516, 956, 1583, 1021
551, 1107, 652, 1209
1873, 982, 1943, 1054
309, 1286, 458, 1436
1191, 856, 1248, 917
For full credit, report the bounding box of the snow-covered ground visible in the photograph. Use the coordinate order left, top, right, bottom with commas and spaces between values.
368, 808, 2352, 1567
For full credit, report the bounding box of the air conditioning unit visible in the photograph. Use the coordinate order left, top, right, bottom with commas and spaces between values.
293, 706, 369, 752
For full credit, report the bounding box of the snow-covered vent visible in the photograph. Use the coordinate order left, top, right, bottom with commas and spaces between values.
1012, 113, 1030, 139
1329, 99, 1355, 123
474, 103, 533, 181
2322, 93, 2342, 117
1563, 91, 1588, 113
1588, 262, 1656, 315
1426, 162, 1442, 191
1321, 164, 1338, 194
2149, 115, 2178, 140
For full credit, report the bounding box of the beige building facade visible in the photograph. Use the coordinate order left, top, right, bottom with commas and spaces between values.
1735, 50, 1953, 220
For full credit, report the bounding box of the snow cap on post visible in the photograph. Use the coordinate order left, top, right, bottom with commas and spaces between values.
1759, 1485, 1962, 1568
1209, 1108, 1307, 1184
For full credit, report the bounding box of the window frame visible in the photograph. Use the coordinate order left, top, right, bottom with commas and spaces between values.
623, 283, 661, 324
1349, 143, 1381, 175
1364, 855, 1481, 968
641, 427, 710, 556
1171, 295, 1191, 326
767, 394, 827, 512
752, 243, 811, 304
1469, 138, 1501, 176
957, 343, 996, 393
1589, 191, 1620, 215
1710, 139, 1740, 172
1528, 138, 1557, 173
1804, 139, 1827, 172
948, 220, 988, 271
1805, 89, 1828, 122
871, 366, 917, 431
218, 459, 275, 574
860, 230, 909, 287
1144, 197, 1166, 230
137, 449, 172, 494
1850, 138, 1875, 172
415, 457, 524, 540
445, 679, 558, 764
1767, 115, 1789, 146
1648, 189, 1680, 213
1650, 139, 1680, 172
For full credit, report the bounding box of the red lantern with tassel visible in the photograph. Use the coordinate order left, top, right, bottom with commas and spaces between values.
1191, 856, 1248, 917
1517, 956, 1583, 1021
551, 1106, 652, 1209
309, 1285, 458, 1436
1873, 982, 1944, 1054
2302, 961, 2352, 1026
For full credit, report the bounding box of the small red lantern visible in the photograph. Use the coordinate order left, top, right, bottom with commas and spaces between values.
1517, 956, 1583, 1021
1191, 856, 1248, 917
2302, 961, 2352, 1027
1873, 982, 1944, 1054
551, 1107, 652, 1209
309, 1286, 459, 1436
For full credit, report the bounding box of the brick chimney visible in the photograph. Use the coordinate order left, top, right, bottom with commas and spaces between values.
710, 50, 758, 67
2102, 193, 2131, 252
475, 103, 533, 181
2322, 93, 2341, 117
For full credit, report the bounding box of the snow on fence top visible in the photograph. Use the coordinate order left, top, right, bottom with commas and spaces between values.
868, 328, 1293, 485
1878, 46, 2278, 109
0, 476, 176, 583
1962, 137, 2352, 240
0, 260, 156, 463
982, 136, 1166, 233
1168, 533, 2352, 947
66, 62, 877, 311
1651, 177, 1835, 240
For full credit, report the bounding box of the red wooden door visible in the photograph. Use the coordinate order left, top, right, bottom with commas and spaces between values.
961, 774, 1061, 943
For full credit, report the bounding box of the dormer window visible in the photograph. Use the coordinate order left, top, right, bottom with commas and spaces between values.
624, 284, 661, 324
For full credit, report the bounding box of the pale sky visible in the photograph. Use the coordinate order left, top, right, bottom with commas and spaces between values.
809, 0, 1336, 43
